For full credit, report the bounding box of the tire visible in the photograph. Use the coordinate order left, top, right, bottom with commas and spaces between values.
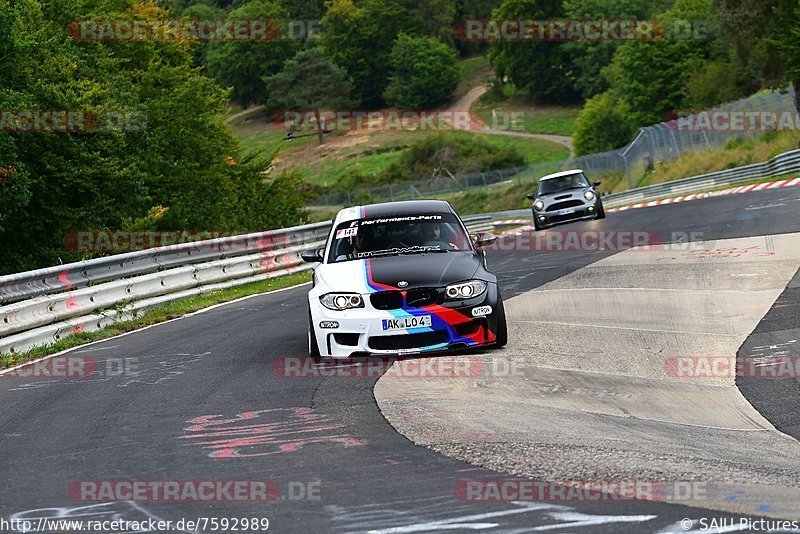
533, 216, 543, 231
308, 308, 321, 360
493, 296, 508, 348
595, 201, 606, 220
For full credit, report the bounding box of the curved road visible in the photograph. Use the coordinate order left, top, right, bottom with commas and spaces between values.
1, 187, 799, 533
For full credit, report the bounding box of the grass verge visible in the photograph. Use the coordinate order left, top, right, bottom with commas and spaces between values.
473, 85, 581, 136
0, 271, 311, 370
444, 179, 534, 215
641, 131, 800, 187
233, 121, 569, 187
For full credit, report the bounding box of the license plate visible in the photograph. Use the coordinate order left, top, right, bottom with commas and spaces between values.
382, 316, 432, 330
557, 208, 576, 215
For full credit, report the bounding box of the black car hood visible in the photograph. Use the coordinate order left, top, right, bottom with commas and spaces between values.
318, 252, 483, 291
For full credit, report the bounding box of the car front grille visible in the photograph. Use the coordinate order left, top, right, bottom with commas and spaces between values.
368, 330, 449, 351
370, 288, 441, 309
550, 212, 586, 223
547, 199, 584, 211
406, 288, 440, 307
370, 291, 403, 310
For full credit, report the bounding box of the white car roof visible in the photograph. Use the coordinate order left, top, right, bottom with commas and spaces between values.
539, 169, 585, 181
333, 206, 364, 225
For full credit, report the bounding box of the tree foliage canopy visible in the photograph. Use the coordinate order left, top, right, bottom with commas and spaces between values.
0, 0, 308, 274
489, 0, 580, 103
384, 34, 460, 109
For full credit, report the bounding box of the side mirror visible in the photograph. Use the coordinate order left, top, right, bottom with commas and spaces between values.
526, 193, 536, 200
301, 248, 324, 263
593, 180, 601, 187
472, 232, 497, 248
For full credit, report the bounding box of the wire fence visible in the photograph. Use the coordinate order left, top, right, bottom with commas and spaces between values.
308, 87, 798, 206
568, 86, 798, 188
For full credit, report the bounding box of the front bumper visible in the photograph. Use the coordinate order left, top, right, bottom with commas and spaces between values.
534, 200, 600, 228
309, 284, 501, 358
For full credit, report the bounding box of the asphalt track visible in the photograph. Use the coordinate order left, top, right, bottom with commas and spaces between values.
1, 187, 799, 533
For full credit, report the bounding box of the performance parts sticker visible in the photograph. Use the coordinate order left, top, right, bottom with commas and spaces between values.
360, 215, 443, 225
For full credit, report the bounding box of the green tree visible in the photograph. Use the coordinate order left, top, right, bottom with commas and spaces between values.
454, 0, 502, 55
401, 0, 457, 45
320, 0, 457, 107
384, 34, 460, 109
572, 91, 635, 155
766, 1, 800, 94
602, 0, 720, 126
204, 1, 299, 106
714, 0, 793, 93
178, 1, 224, 17
0, 0, 308, 274
277, 0, 327, 19
562, 0, 672, 98
263, 47, 353, 145
488, 0, 579, 103
682, 58, 748, 109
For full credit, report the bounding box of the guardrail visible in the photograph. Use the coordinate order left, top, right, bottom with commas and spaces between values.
0, 216, 493, 355
472, 149, 800, 222
600, 148, 800, 208
1, 140, 795, 357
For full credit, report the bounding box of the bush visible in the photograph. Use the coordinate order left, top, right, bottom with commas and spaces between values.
682, 59, 750, 110
573, 92, 636, 155
325, 135, 525, 193
384, 34, 460, 109
380, 134, 524, 183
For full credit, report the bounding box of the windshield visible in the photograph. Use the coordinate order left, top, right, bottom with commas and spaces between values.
538, 173, 591, 195
328, 214, 472, 263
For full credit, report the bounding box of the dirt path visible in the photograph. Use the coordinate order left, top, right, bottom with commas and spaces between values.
224, 105, 265, 125
448, 85, 575, 157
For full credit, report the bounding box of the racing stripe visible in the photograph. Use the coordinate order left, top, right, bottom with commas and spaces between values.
364, 259, 395, 292
421, 303, 495, 345
364, 259, 487, 346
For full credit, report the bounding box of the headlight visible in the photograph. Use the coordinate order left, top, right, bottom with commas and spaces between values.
445, 280, 487, 300
584, 191, 595, 201
320, 293, 364, 310
533, 200, 545, 211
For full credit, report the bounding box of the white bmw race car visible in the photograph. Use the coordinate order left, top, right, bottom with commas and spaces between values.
301, 200, 508, 359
